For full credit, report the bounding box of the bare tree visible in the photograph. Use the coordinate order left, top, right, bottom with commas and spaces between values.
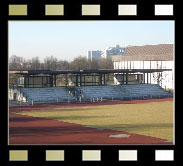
88, 58, 99, 70
57, 60, 71, 70
71, 56, 89, 70
98, 58, 114, 69
44, 56, 58, 70
9, 54, 114, 71
152, 72, 161, 85
9, 55, 24, 70
30, 56, 41, 70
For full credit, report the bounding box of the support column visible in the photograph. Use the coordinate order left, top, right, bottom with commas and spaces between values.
80, 74, 82, 86
137, 74, 139, 84
28, 75, 30, 87
66, 74, 68, 87
33, 76, 34, 88
76, 74, 78, 86
122, 73, 125, 84
24, 76, 26, 88
126, 73, 128, 85
83, 75, 85, 86
46, 76, 48, 87
92, 75, 93, 85
150, 73, 151, 84
100, 74, 102, 85
50, 75, 53, 87
54, 75, 56, 87
147, 73, 149, 84
42, 76, 43, 87
104, 74, 106, 85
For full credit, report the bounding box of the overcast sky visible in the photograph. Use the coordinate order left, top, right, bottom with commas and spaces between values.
8, 21, 174, 62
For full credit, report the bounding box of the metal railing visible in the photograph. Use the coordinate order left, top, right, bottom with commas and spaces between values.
9, 93, 173, 108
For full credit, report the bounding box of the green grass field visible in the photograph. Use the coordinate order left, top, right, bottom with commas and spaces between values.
19, 101, 174, 141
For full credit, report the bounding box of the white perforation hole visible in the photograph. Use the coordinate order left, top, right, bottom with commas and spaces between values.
82, 5, 100, 16
155, 150, 174, 161
155, 5, 173, 16
118, 5, 137, 16
82, 150, 101, 161
119, 150, 137, 161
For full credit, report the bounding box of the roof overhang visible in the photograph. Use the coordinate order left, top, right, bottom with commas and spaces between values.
9, 69, 172, 76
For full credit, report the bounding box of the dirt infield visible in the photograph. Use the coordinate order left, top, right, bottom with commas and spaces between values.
9, 98, 174, 145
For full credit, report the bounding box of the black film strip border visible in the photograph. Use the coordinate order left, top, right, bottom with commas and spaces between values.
0, 0, 181, 166
5, 0, 176, 19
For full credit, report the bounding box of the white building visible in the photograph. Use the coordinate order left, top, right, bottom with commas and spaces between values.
87, 50, 102, 61
101, 45, 126, 59
112, 44, 174, 90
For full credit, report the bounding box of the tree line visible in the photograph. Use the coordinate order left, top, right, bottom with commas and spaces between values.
9, 55, 114, 70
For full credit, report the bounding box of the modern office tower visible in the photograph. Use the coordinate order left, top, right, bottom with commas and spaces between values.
101, 45, 126, 59
87, 50, 102, 61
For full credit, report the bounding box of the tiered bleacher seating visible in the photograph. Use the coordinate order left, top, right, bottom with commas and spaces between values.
19, 84, 172, 103
76, 85, 129, 99
121, 84, 171, 98
76, 84, 171, 100
20, 87, 75, 102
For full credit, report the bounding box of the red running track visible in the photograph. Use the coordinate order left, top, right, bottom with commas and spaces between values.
9, 113, 172, 145
9, 98, 173, 113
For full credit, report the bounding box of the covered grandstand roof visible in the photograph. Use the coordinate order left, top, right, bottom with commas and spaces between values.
9, 69, 172, 75
112, 44, 174, 61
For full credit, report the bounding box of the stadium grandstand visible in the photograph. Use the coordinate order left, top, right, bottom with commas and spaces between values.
9, 68, 173, 104
9, 44, 174, 105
